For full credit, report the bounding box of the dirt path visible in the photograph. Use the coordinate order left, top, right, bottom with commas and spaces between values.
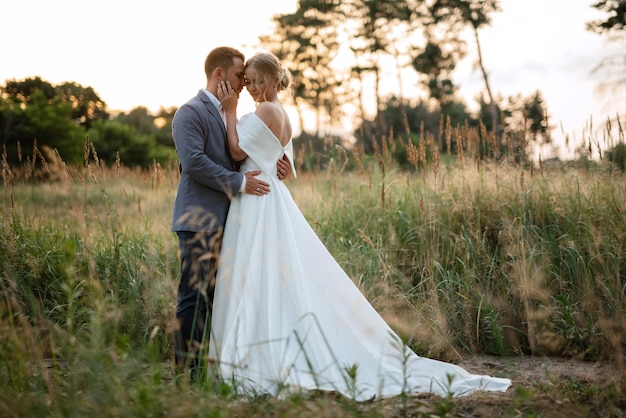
448, 356, 625, 417
458, 355, 622, 387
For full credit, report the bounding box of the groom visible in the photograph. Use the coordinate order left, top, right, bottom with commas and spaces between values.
171, 46, 291, 375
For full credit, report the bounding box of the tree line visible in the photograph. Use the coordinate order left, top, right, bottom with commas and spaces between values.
259, 0, 624, 161
260, 1, 548, 138
0, 77, 175, 167
1, 0, 623, 169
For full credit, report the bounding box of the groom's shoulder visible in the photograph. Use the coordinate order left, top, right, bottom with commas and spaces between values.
174, 92, 207, 118
182, 90, 207, 108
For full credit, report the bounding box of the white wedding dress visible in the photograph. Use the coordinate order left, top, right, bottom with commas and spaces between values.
209, 113, 511, 401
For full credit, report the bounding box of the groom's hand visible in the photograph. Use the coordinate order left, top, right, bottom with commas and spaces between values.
244, 171, 270, 196
277, 155, 292, 180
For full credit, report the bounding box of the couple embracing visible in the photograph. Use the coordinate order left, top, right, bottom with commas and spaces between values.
170, 46, 511, 401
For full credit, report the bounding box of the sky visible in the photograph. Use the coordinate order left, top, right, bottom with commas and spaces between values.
1, 0, 623, 159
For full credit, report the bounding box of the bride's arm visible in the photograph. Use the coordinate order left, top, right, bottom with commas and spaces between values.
218, 81, 247, 162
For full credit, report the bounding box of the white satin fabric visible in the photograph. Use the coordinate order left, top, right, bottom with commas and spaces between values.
209, 113, 511, 400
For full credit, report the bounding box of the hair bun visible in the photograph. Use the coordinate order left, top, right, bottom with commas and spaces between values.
279, 68, 292, 91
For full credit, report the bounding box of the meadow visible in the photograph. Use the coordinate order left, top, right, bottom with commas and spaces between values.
1, 135, 625, 417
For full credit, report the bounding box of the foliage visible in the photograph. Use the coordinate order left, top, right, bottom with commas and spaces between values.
522, 91, 551, 142
88, 107, 175, 167
115, 106, 173, 147
587, 0, 626, 105
412, 41, 459, 108
2, 77, 108, 128
3, 76, 56, 102
489, 90, 552, 153
54, 81, 109, 128
0, 77, 175, 167
1, 89, 86, 163
261, 0, 346, 137
350, 89, 554, 168
346, 0, 417, 134
256, 0, 564, 163
587, 0, 626, 34
605, 141, 626, 171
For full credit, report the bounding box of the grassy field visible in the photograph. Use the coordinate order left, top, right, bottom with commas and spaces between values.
1, 140, 625, 417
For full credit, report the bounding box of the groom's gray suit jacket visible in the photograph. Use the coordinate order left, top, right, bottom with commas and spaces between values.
171, 90, 243, 233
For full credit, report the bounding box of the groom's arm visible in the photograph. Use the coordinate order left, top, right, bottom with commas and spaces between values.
173, 102, 243, 196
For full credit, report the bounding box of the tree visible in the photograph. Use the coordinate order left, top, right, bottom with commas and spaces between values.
494, 90, 553, 162
116, 106, 158, 135
18, 90, 85, 163
89, 106, 175, 167
587, 1, 626, 105
55, 81, 108, 128
88, 118, 164, 167
429, 0, 501, 131
523, 91, 551, 143
261, 0, 345, 137
257, 0, 503, 158
345, 0, 416, 135
587, 0, 626, 34
412, 41, 459, 111
3, 77, 55, 104
154, 106, 176, 147
3, 78, 107, 127
1, 77, 108, 163
0, 77, 177, 167
605, 141, 626, 171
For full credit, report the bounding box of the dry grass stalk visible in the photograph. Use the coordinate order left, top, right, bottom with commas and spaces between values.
454, 125, 464, 163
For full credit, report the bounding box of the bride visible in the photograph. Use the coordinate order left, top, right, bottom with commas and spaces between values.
209, 52, 511, 401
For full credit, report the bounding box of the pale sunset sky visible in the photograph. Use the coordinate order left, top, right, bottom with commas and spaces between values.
1, 0, 623, 159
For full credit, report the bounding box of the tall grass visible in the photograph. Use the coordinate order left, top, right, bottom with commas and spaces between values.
1, 123, 625, 416
291, 157, 626, 362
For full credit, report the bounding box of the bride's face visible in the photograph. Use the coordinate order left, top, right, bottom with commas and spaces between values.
245, 67, 275, 103
245, 67, 262, 102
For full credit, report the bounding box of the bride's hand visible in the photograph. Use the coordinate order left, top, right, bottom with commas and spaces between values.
217, 81, 238, 113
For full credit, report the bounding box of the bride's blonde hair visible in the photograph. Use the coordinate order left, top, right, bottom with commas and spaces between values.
246, 52, 292, 100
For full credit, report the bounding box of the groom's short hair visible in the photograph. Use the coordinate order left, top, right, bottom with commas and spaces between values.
205, 47, 245, 79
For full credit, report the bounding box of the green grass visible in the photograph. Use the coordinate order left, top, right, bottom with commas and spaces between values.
1, 143, 625, 416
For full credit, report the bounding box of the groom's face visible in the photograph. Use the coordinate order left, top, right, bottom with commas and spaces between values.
223, 57, 246, 94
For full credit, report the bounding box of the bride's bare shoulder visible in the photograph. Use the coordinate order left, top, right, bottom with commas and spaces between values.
255, 102, 283, 127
